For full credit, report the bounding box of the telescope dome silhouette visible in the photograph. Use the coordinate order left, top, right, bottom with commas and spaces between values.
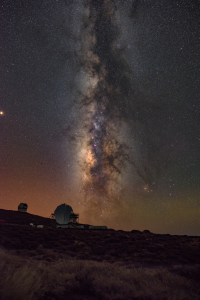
54, 204, 73, 225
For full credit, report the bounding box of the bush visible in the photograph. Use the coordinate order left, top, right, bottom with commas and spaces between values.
0, 248, 200, 300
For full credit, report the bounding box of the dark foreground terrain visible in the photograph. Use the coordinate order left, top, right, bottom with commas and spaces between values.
0, 209, 200, 300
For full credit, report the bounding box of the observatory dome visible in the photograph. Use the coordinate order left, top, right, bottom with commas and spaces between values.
18, 203, 28, 212
54, 204, 73, 225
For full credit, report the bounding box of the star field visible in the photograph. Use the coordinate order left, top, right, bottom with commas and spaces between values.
1, 0, 200, 235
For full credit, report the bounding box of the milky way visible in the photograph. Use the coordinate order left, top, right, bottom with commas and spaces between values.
1, 0, 200, 234
78, 1, 133, 206
74, 0, 164, 212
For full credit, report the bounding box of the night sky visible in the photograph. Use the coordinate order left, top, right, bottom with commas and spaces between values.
1, 0, 200, 235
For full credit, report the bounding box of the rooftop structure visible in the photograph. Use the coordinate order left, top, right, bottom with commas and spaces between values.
18, 203, 28, 212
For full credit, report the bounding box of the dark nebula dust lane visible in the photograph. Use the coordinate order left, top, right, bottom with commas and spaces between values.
1, 0, 200, 234
79, 1, 134, 204
76, 1, 158, 208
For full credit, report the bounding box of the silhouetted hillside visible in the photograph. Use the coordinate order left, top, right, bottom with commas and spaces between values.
0, 208, 56, 227
0, 209, 199, 267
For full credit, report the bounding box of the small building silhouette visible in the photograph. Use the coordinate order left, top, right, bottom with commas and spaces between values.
70, 212, 79, 224
54, 203, 107, 230
18, 203, 28, 212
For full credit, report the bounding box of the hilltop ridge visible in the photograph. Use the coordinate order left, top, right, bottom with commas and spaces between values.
0, 208, 56, 227
0, 209, 199, 268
